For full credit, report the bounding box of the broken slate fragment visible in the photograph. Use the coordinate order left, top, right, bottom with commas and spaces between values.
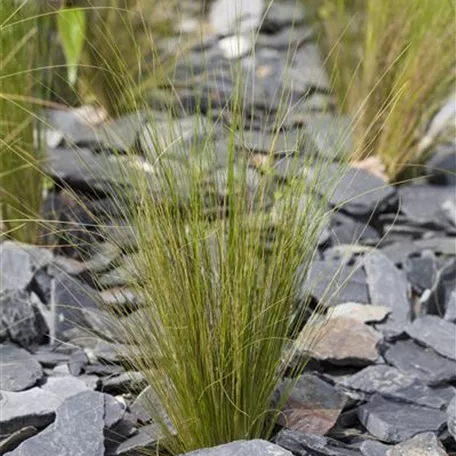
274, 429, 362, 456
278, 374, 347, 435
184, 440, 294, 456
0, 241, 53, 293
444, 289, 456, 322
109, 423, 164, 455
383, 339, 456, 385
358, 394, 447, 443
0, 290, 48, 348
9, 391, 105, 456
0, 343, 43, 392
448, 395, 456, 439
363, 250, 411, 336
405, 315, 456, 361
386, 432, 447, 456
297, 317, 382, 365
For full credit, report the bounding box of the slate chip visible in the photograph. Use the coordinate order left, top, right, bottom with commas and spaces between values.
383, 339, 456, 385
0, 343, 43, 392
405, 315, 456, 361
358, 394, 447, 443
8, 391, 105, 456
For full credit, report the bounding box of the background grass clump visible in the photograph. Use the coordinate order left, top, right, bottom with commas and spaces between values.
310, 0, 455, 180
0, 0, 52, 244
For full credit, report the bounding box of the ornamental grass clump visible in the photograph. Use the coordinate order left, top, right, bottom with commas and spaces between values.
96, 75, 345, 453
310, 0, 455, 180
0, 1, 51, 243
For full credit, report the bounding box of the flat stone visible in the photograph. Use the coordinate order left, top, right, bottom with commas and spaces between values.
363, 250, 411, 336
386, 432, 447, 456
0, 290, 47, 347
405, 315, 456, 360
405, 250, 438, 292
278, 374, 346, 435
9, 391, 104, 456
262, 0, 305, 30
444, 289, 456, 322
328, 212, 379, 246
0, 242, 53, 292
41, 375, 93, 398
130, 386, 168, 425
0, 427, 39, 454
68, 350, 89, 376
329, 303, 390, 324
312, 165, 396, 217
301, 260, 369, 307
104, 394, 126, 429
358, 394, 447, 443
0, 343, 43, 392
274, 429, 362, 456
32, 346, 72, 367
297, 317, 382, 365
359, 440, 390, 456
185, 439, 294, 456
427, 142, 456, 186
384, 339, 456, 385
447, 395, 456, 439
110, 423, 164, 455
0, 388, 60, 435
339, 365, 447, 409
102, 371, 147, 394
399, 183, 455, 229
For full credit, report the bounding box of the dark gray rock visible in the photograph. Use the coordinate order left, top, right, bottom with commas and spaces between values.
0, 242, 53, 293
109, 423, 163, 455
339, 365, 447, 409
0, 426, 39, 454
68, 350, 89, 376
312, 165, 396, 217
363, 250, 411, 337
359, 440, 390, 456
383, 339, 456, 385
405, 315, 456, 360
185, 439, 294, 456
0, 343, 43, 392
448, 395, 456, 439
358, 394, 447, 443
278, 374, 347, 435
399, 183, 455, 230
256, 25, 314, 50
9, 391, 104, 456
404, 250, 438, 292
0, 290, 47, 347
303, 114, 354, 161
427, 142, 456, 186
424, 259, 456, 316
0, 388, 60, 435
274, 429, 361, 456
387, 432, 447, 456
130, 386, 166, 424
302, 259, 369, 307
102, 371, 147, 394
32, 346, 72, 368
104, 394, 126, 429
445, 289, 456, 322
329, 212, 379, 246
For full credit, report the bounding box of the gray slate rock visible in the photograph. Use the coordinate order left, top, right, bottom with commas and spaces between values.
427, 142, 456, 186
109, 423, 164, 455
0, 371, 90, 434
104, 394, 126, 429
0, 427, 39, 454
383, 339, 456, 385
364, 250, 411, 337
387, 432, 447, 456
302, 259, 369, 307
9, 391, 104, 456
448, 395, 456, 439
405, 315, 456, 360
359, 440, 390, 456
0, 242, 52, 293
358, 394, 447, 443
313, 165, 396, 216
0, 290, 47, 348
0, 343, 43, 392
339, 365, 447, 409
445, 289, 456, 322
274, 429, 361, 456
184, 439, 294, 456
